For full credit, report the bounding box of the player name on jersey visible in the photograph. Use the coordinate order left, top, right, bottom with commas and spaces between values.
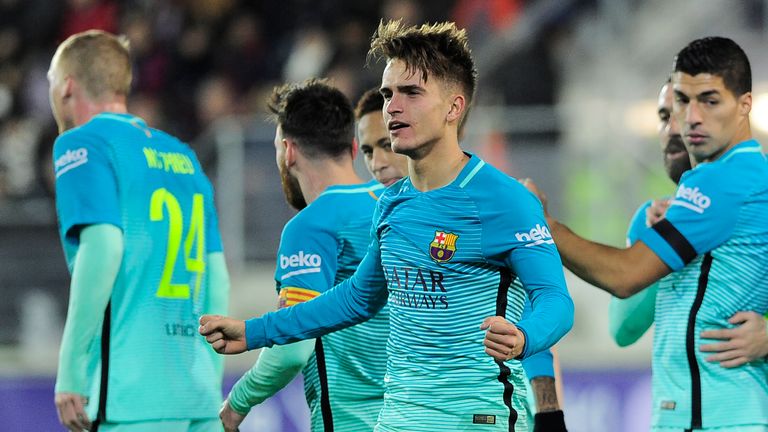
143, 147, 196, 175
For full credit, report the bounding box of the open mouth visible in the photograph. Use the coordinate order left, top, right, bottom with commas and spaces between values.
388, 121, 409, 131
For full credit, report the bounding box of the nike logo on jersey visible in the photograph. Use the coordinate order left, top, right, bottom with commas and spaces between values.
514, 224, 554, 247
672, 184, 711, 214
55, 147, 89, 178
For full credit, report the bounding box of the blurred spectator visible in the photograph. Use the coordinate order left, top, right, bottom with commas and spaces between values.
59, 0, 118, 39
0, 0, 461, 205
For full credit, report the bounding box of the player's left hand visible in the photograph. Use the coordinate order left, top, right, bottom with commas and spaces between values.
54, 392, 91, 432
199, 315, 247, 354
480, 316, 526, 361
219, 398, 246, 432
700, 311, 768, 368
645, 198, 671, 227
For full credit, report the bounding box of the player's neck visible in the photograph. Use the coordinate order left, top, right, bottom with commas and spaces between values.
74, 97, 128, 127
409, 137, 468, 192
707, 124, 753, 163
298, 159, 364, 204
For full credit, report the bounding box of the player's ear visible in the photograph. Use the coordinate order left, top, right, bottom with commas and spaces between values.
737, 91, 752, 117
283, 138, 297, 167
351, 137, 358, 160
446, 93, 466, 124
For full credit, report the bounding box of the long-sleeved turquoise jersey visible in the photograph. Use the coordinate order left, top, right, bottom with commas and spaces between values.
273, 180, 388, 431
638, 140, 768, 429
245, 154, 573, 431
54, 113, 224, 423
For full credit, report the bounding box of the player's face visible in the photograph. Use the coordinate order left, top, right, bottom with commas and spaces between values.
657, 83, 691, 184
274, 125, 307, 210
358, 111, 409, 186
47, 53, 75, 134
672, 72, 751, 163
380, 59, 452, 159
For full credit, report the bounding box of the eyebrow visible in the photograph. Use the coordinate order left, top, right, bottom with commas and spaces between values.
697, 90, 721, 98
674, 89, 721, 98
381, 83, 424, 93
375, 138, 390, 147
397, 84, 423, 93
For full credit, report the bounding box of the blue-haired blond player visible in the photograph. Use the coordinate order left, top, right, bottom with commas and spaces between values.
217, 80, 389, 432
201, 21, 574, 432
49, 31, 229, 432
526, 37, 768, 431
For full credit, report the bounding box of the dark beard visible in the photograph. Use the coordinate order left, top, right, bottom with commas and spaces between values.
664, 136, 692, 184
279, 159, 307, 210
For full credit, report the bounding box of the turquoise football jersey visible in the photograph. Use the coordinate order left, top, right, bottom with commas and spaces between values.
54, 113, 224, 422
273, 181, 388, 431
639, 140, 768, 429
245, 154, 574, 432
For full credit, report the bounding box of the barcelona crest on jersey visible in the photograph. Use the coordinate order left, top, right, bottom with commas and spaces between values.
429, 230, 459, 263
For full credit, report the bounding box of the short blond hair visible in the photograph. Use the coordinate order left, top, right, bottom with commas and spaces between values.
55, 30, 132, 99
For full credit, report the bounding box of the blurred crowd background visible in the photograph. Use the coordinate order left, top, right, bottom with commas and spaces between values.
2, 0, 768, 431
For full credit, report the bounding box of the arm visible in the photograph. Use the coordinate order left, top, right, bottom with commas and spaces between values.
522, 179, 670, 298
608, 283, 658, 346
524, 350, 567, 430
478, 181, 573, 360
205, 252, 229, 380
608, 201, 659, 346
245, 242, 388, 349
199, 238, 388, 354
55, 224, 123, 430
547, 220, 670, 298
509, 229, 574, 358
225, 340, 315, 413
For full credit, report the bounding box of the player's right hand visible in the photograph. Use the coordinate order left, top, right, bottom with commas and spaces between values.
55, 392, 91, 432
480, 316, 526, 361
645, 198, 671, 226
199, 315, 247, 354
220, 398, 246, 432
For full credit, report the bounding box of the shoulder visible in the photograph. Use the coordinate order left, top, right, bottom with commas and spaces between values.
627, 199, 653, 244
283, 206, 326, 237
54, 122, 106, 151
462, 158, 542, 214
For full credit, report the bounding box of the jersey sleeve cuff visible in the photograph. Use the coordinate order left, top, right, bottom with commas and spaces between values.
516, 324, 532, 359
245, 317, 266, 351
521, 348, 554, 379
638, 222, 687, 271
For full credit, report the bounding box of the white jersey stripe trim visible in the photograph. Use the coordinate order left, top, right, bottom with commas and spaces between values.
721, 145, 763, 162
459, 160, 486, 188
671, 199, 705, 214
320, 183, 385, 196
281, 267, 322, 280
56, 158, 89, 178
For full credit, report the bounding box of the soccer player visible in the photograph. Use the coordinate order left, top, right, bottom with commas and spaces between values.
524, 37, 768, 430
355, 87, 567, 431
218, 80, 388, 432
49, 31, 229, 431
201, 20, 574, 432
355, 87, 409, 187
607, 78, 692, 347
609, 80, 768, 367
